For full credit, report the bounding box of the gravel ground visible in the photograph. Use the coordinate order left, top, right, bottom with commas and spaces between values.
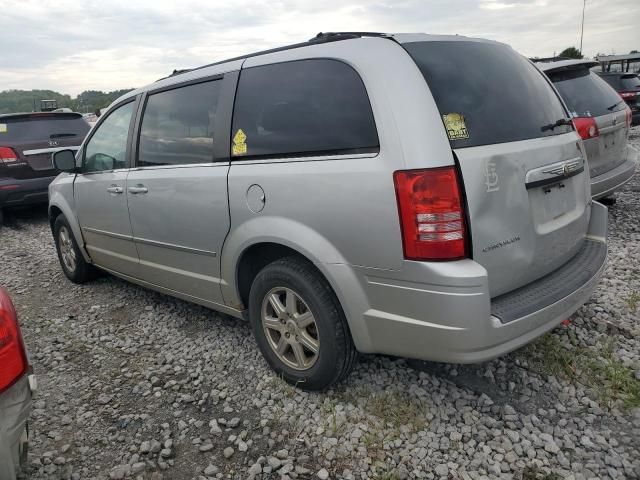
2, 127, 639, 480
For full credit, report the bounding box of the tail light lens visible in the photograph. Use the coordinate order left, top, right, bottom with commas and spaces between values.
619, 91, 635, 99
394, 166, 468, 261
625, 106, 633, 128
0, 146, 19, 165
0, 288, 28, 393
573, 117, 599, 140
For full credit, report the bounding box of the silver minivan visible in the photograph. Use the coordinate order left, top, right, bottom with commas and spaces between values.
537, 59, 637, 199
49, 33, 609, 390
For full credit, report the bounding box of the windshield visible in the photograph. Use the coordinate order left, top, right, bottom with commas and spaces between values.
549, 69, 627, 117
402, 40, 572, 148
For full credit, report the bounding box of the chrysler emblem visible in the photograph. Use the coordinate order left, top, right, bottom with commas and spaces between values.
48, 140, 59, 147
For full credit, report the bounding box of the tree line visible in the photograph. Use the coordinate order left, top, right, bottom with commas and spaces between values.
0, 88, 134, 115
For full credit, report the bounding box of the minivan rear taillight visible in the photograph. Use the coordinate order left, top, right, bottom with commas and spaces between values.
572, 117, 599, 140
625, 106, 633, 128
394, 167, 468, 261
0, 146, 19, 165
0, 288, 28, 393
619, 91, 636, 99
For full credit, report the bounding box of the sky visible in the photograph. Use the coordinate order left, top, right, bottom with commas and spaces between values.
1, 0, 638, 96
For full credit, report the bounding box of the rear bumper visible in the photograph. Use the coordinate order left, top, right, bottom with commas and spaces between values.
591, 147, 638, 199
0, 374, 34, 479
333, 202, 607, 364
0, 175, 57, 208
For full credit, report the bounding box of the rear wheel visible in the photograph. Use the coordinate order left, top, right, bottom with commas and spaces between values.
248, 256, 357, 391
54, 215, 96, 283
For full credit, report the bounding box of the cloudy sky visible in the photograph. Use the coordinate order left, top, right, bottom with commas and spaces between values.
1, 0, 637, 95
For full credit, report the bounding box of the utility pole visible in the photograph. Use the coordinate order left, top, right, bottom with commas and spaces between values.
579, 0, 586, 56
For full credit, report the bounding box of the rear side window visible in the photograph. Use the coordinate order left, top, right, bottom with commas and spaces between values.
620, 74, 640, 90
231, 59, 379, 158
548, 69, 626, 117
403, 41, 572, 148
138, 80, 221, 167
0, 115, 89, 143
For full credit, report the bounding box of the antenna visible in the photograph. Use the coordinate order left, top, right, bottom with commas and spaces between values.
579, 0, 586, 56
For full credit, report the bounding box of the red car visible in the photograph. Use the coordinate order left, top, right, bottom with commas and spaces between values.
0, 288, 35, 479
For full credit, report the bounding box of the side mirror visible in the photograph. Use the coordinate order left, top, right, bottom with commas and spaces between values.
52, 149, 77, 172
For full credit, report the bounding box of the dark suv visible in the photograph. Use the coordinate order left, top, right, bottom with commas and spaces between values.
0, 112, 89, 222
597, 72, 640, 125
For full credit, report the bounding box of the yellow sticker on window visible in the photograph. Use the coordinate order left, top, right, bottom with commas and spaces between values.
442, 113, 469, 141
0, 124, 6, 133
232, 128, 247, 155
232, 143, 247, 155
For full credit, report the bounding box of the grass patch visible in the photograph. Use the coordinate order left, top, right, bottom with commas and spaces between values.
521, 465, 562, 480
524, 334, 640, 409
363, 390, 427, 430
265, 375, 297, 398
626, 292, 640, 312
372, 462, 400, 480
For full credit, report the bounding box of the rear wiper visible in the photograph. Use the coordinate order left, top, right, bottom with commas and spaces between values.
606, 100, 623, 111
50, 133, 77, 139
540, 118, 572, 132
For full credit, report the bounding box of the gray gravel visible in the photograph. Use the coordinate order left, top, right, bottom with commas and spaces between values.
2, 127, 639, 479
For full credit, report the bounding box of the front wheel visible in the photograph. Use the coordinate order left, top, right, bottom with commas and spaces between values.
248, 257, 357, 391
53, 215, 96, 283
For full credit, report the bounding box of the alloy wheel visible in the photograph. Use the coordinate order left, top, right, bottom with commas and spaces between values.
261, 287, 320, 370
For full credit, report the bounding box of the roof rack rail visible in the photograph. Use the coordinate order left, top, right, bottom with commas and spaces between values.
157, 32, 391, 82
530, 56, 573, 63
309, 32, 389, 43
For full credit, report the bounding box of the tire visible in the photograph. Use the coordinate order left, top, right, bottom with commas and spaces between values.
248, 256, 357, 391
53, 214, 96, 283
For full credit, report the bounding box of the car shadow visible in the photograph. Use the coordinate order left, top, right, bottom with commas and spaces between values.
1, 204, 49, 229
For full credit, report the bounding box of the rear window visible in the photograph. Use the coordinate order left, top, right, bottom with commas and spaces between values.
231, 59, 379, 158
548, 69, 626, 117
0, 114, 89, 143
403, 41, 572, 148
620, 74, 640, 90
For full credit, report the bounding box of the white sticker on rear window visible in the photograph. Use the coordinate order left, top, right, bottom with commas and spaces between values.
442, 113, 469, 141
0, 124, 6, 133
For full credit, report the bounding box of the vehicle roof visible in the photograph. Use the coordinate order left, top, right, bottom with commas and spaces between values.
115, 32, 506, 105
0, 111, 83, 121
535, 59, 599, 73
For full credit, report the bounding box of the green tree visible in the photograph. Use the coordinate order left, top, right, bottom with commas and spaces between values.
0, 88, 134, 115
559, 47, 584, 59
